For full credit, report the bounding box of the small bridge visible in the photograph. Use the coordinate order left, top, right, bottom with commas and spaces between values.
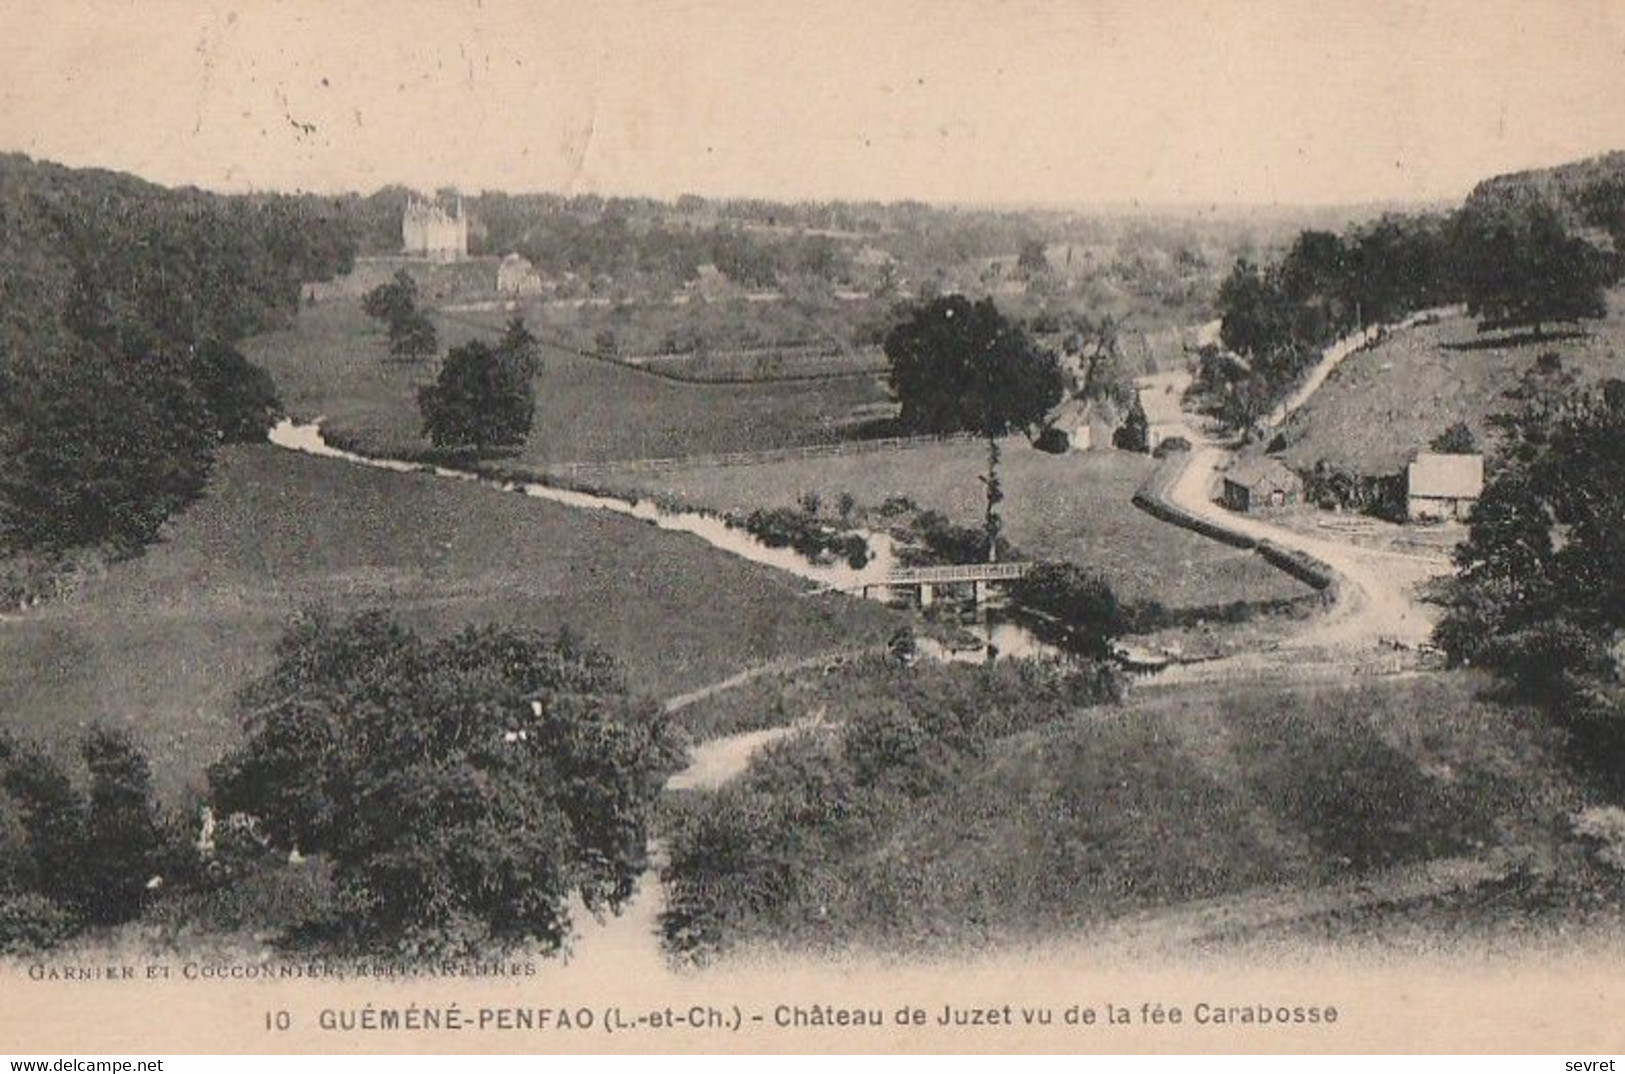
861, 561, 1032, 606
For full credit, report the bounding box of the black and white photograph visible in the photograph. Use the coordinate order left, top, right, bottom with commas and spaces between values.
1, 0, 1624, 1056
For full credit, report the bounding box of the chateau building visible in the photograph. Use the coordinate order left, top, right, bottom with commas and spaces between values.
402, 195, 468, 262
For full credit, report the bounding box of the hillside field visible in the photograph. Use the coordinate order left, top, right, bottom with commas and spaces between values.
668, 664, 1599, 958
0, 446, 907, 799
591, 439, 1312, 610
245, 300, 896, 465
1277, 291, 1625, 476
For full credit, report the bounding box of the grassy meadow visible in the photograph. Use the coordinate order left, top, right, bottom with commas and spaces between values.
245, 300, 896, 465
0, 445, 908, 799
1277, 289, 1625, 476
596, 439, 1311, 610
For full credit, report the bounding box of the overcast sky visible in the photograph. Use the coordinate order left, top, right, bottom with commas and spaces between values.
5, 0, 1625, 206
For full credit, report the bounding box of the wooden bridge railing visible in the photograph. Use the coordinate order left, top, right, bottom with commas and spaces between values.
883, 562, 1032, 585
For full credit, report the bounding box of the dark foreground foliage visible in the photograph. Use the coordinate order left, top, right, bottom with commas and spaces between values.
1436, 375, 1625, 791
663, 671, 1572, 959
0, 729, 181, 951
209, 609, 682, 957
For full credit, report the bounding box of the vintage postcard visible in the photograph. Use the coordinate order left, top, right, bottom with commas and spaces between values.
2, 0, 1625, 1056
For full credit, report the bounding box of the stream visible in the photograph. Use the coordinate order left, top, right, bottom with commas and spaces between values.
266, 419, 1059, 662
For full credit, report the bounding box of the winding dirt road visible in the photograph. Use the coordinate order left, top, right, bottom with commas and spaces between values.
1167, 444, 1445, 653
1140, 318, 1459, 679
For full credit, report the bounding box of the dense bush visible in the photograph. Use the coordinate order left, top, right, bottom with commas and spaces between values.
0, 893, 75, 954
1032, 426, 1070, 454
1151, 435, 1191, 458
1429, 421, 1479, 455
209, 610, 681, 956
1112, 393, 1150, 452
1300, 462, 1407, 521
901, 508, 1016, 566
362, 270, 418, 327
739, 507, 871, 569
1118, 594, 1317, 634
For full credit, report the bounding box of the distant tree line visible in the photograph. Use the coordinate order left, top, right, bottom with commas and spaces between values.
0, 154, 356, 587
1200, 214, 1458, 431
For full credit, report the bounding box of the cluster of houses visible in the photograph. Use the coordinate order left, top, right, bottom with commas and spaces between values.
1219, 451, 1484, 523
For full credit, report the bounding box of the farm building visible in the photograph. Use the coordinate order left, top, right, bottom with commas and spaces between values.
1406, 452, 1484, 522
497, 252, 545, 296
1050, 396, 1121, 453
1222, 457, 1303, 513
1132, 376, 1190, 451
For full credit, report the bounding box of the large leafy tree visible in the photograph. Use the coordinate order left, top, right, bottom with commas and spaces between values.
209, 611, 678, 956
1277, 230, 1351, 340
387, 309, 438, 362
496, 315, 542, 378
1344, 213, 1455, 325
77, 729, 167, 925
361, 270, 419, 328
883, 295, 1062, 436
1217, 259, 1293, 359
1008, 563, 1120, 658
1451, 199, 1613, 337
0, 339, 215, 553
418, 337, 535, 454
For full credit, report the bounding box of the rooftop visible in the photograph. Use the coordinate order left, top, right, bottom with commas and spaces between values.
1408, 452, 1485, 499
1225, 456, 1300, 489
